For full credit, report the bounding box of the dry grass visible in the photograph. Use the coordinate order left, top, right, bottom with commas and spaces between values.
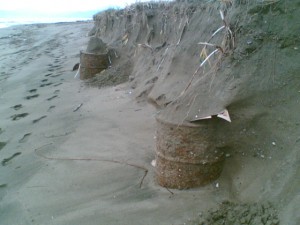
259, 0, 280, 5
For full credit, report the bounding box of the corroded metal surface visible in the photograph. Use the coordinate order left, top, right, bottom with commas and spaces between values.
155, 117, 225, 189
80, 51, 109, 80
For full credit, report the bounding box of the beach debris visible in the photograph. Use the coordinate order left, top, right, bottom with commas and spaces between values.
151, 159, 156, 167
191, 109, 231, 123
73, 103, 83, 112
72, 63, 80, 71
217, 109, 231, 122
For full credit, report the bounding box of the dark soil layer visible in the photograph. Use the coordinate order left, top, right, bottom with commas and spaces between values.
91, 0, 300, 224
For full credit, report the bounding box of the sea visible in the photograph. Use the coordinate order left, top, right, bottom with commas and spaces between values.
0, 17, 93, 29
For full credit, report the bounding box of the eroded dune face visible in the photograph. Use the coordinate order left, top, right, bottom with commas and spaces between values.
91, 1, 300, 224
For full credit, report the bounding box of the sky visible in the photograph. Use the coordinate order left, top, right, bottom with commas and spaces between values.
0, 0, 155, 14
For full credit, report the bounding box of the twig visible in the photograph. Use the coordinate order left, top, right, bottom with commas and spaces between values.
138, 43, 153, 51
176, 21, 188, 45
165, 187, 174, 196
157, 47, 169, 71
210, 25, 225, 40
219, 10, 226, 26
219, 10, 234, 48
108, 55, 112, 65
73, 103, 83, 112
200, 49, 219, 67
198, 42, 217, 47
34, 144, 148, 188
179, 49, 220, 97
74, 64, 81, 79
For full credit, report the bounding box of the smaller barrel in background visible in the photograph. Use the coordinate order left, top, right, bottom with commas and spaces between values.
80, 51, 109, 80
155, 117, 225, 189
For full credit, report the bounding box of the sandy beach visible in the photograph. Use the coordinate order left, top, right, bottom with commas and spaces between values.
1, 1, 299, 223
0, 22, 216, 225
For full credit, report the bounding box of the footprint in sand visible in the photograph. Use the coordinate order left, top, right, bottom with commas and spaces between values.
50, 74, 59, 78
47, 95, 58, 101
51, 65, 62, 69
41, 79, 48, 82
32, 115, 47, 124
11, 113, 29, 121
25, 94, 39, 100
19, 133, 31, 143
1, 152, 21, 166
53, 83, 62, 87
11, 104, 23, 110
40, 83, 53, 87
47, 105, 56, 112
45, 73, 52, 77
28, 89, 37, 93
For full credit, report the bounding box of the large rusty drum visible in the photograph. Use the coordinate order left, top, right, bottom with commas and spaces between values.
80, 51, 109, 80
155, 117, 225, 189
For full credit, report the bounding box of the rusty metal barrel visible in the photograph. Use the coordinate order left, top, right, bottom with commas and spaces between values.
155, 117, 225, 189
80, 51, 109, 80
